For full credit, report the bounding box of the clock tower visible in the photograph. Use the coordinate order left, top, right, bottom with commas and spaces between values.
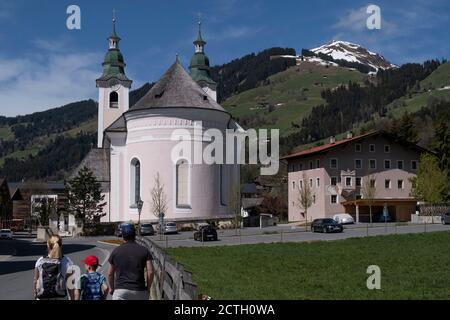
96, 15, 132, 148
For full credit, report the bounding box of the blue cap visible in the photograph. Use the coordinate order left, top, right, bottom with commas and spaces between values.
121, 223, 136, 237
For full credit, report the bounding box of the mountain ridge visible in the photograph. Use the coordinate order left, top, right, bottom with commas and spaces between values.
310, 40, 397, 72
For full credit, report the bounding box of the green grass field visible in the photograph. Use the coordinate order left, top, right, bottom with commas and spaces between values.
222, 62, 365, 136
168, 232, 450, 300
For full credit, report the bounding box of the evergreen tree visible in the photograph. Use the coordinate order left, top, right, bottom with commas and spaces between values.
393, 112, 419, 144
65, 166, 106, 224
431, 120, 450, 171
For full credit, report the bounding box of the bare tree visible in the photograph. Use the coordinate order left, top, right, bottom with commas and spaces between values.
228, 183, 242, 235
296, 173, 314, 231
150, 172, 168, 236
362, 174, 377, 226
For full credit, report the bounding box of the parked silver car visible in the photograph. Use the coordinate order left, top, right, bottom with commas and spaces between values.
441, 212, 450, 225
163, 222, 178, 234
333, 213, 355, 225
0, 229, 13, 240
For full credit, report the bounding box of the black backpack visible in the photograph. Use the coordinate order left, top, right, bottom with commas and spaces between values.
36, 257, 67, 299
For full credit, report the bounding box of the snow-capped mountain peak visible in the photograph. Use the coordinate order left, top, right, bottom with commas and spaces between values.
310, 40, 397, 72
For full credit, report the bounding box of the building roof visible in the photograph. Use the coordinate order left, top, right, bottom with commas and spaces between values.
70, 148, 110, 182
8, 188, 23, 201
9, 182, 66, 190
281, 130, 428, 161
242, 197, 264, 209
105, 115, 127, 133
131, 60, 224, 112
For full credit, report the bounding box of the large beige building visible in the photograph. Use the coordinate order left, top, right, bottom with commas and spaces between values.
283, 131, 427, 223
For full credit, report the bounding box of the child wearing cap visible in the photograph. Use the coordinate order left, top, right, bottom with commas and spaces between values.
75, 255, 109, 300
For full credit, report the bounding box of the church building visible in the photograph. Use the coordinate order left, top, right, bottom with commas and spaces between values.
76, 19, 241, 224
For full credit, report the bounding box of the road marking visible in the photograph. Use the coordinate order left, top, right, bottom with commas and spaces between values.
97, 240, 120, 247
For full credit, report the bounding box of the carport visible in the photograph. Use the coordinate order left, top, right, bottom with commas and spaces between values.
341, 199, 417, 223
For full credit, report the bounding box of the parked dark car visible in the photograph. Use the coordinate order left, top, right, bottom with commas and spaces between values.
140, 223, 155, 236
194, 225, 218, 241
115, 224, 123, 237
441, 212, 450, 225
311, 219, 343, 233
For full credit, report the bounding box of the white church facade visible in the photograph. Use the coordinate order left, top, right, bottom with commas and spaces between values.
76, 19, 241, 224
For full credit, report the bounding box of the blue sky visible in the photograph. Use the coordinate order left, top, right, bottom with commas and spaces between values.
0, 0, 449, 116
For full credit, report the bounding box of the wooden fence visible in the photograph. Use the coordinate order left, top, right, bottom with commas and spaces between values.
136, 236, 198, 300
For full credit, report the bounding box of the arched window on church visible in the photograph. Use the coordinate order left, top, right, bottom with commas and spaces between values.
130, 158, 140, 206
176, 160, 190, 208
109, 91, 119, 108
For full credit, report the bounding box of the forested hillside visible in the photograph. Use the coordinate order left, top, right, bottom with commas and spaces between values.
0, 83, 152, 181
280, 59, 445, 154
1, 46, 448, 182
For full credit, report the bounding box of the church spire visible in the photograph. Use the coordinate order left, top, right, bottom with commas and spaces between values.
194, 21, 206, 53
97, 11, 131, 86
189, 18, 217, 101
109, 10, 120, 49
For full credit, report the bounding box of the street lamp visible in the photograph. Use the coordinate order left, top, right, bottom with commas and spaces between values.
137, 198, 144, 236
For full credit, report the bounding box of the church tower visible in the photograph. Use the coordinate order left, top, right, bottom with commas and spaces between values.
96, 15, 132, 148
189, 21, 217, 102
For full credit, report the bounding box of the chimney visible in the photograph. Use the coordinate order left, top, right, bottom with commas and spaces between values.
330, 136, 336, 144
347, 131, 353, 139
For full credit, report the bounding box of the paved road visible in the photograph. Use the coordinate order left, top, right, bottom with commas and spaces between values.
0, 234, 115, 300
2, 224, 449, 299
150, 223, 450, 248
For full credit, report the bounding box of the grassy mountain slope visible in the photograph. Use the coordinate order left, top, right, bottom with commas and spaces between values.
420, 61, 450, 89
222, 61, 366, 136
387, 62, 450, 117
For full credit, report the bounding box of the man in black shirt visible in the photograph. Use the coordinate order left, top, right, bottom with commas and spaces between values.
108, 223, 154, 300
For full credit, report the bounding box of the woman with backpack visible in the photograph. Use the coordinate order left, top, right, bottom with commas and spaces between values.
33, 235, 75, 300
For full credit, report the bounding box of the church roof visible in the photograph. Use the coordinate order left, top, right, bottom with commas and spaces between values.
70, 148, 110, 182
105, 115, 126, 133
131, 60, 225, 112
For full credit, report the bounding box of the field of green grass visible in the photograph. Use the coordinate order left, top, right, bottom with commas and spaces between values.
222, 62, 365, 136
168, 232, 450, 300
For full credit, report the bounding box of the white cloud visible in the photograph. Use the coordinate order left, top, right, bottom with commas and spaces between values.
209, 26, 263, 42
333, 5, 397, 35
0, 47, 102, 116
